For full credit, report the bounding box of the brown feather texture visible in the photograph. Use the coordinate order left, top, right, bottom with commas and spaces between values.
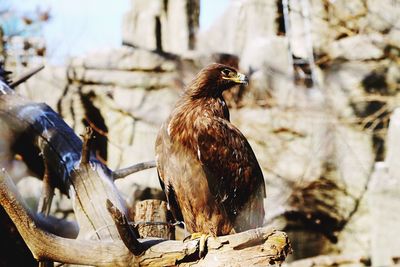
155, 63, 266, 236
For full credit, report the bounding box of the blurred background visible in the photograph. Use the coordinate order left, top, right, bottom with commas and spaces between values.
1, 0, 400, 266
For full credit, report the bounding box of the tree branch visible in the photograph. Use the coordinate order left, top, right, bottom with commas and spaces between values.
112, 160, 156, 180
9, 65, 45, 88
80, 127, 93, 165
0, 168, 291, 266
106, 199, 143, 255
0, 169, 131, 266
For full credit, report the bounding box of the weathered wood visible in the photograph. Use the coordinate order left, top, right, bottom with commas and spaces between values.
0, 80, 126, 242
0, 168, 131, 266
134, 199, 174, 239
113, 160, 156, 180
71, 162, 127, 241
80, 126, 93, 165
283, 254, 367, 267
0, 168, 291, 266
106, 199, 143, 255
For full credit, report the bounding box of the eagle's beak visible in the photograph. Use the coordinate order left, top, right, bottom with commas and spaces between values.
231, 72, 249, 86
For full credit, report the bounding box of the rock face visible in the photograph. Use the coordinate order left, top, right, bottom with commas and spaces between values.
231, 105, 374, 259
9, 46, 183, 199
198, 0, 278, 56
59, 47, 184, 194
122, 0, 200, 54
70, 47, 177, 71
368, 111, 400, 267
196, 0, 399, 263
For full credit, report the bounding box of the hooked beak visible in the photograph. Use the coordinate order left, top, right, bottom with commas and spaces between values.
229, 72, 249, 86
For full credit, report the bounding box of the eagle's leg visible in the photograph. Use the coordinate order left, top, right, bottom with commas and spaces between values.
184, 233, 210, 258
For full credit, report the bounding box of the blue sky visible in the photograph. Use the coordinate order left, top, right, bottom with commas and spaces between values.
200, 0, 229, 29
1, 0, 229, 64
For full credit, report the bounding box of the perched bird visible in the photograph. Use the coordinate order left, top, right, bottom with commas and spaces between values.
155, 63, 265, 237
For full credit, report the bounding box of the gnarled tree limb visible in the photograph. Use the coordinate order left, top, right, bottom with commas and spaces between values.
0, 168, 291, 266
0, 169, 131, 266
106, 199, 143, 255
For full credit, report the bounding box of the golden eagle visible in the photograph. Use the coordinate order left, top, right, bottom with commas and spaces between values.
155, 63, 265, 236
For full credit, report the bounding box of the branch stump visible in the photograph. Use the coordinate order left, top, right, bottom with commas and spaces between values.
134, 199, 174, 240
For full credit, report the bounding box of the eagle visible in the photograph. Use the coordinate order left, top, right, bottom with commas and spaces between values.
155, 63, 266, 237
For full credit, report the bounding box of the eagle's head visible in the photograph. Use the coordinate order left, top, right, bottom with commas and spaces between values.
186, 63, 248, 98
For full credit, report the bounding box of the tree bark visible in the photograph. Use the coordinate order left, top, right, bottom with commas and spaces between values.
134, 199, 174, 239
283, 254, 368, 267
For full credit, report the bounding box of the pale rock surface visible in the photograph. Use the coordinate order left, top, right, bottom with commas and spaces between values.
69, 68, 179, 89
122, 0, 165, 51
15, 65, 67, 110
368, 109, 400, 266
328, 34, 385, 61
198, 0, 277, 56
70, 47, 178, 71
122, 0, 199, 54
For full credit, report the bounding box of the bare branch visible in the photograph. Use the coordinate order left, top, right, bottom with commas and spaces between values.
0, 168, 291, 266
9, 65, 45, 88
80, 127, 93, 165
106, 199, 143, 255
112, 160, 156, 180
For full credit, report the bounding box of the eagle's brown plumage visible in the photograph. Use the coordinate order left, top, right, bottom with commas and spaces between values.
155, 63, 266, 236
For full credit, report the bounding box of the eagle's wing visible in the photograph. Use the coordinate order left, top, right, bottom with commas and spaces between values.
197, 117, 266, 228
155, 123, 185, 223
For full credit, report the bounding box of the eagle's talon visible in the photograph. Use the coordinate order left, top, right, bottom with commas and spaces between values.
198, 234, 209, 258
184, 233, 209, 258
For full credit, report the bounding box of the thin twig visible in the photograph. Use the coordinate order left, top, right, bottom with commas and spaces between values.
113, 160, 156, 180
9, 65, 45, 88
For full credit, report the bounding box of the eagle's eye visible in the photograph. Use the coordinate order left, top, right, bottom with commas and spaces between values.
221, 68, 235, 78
